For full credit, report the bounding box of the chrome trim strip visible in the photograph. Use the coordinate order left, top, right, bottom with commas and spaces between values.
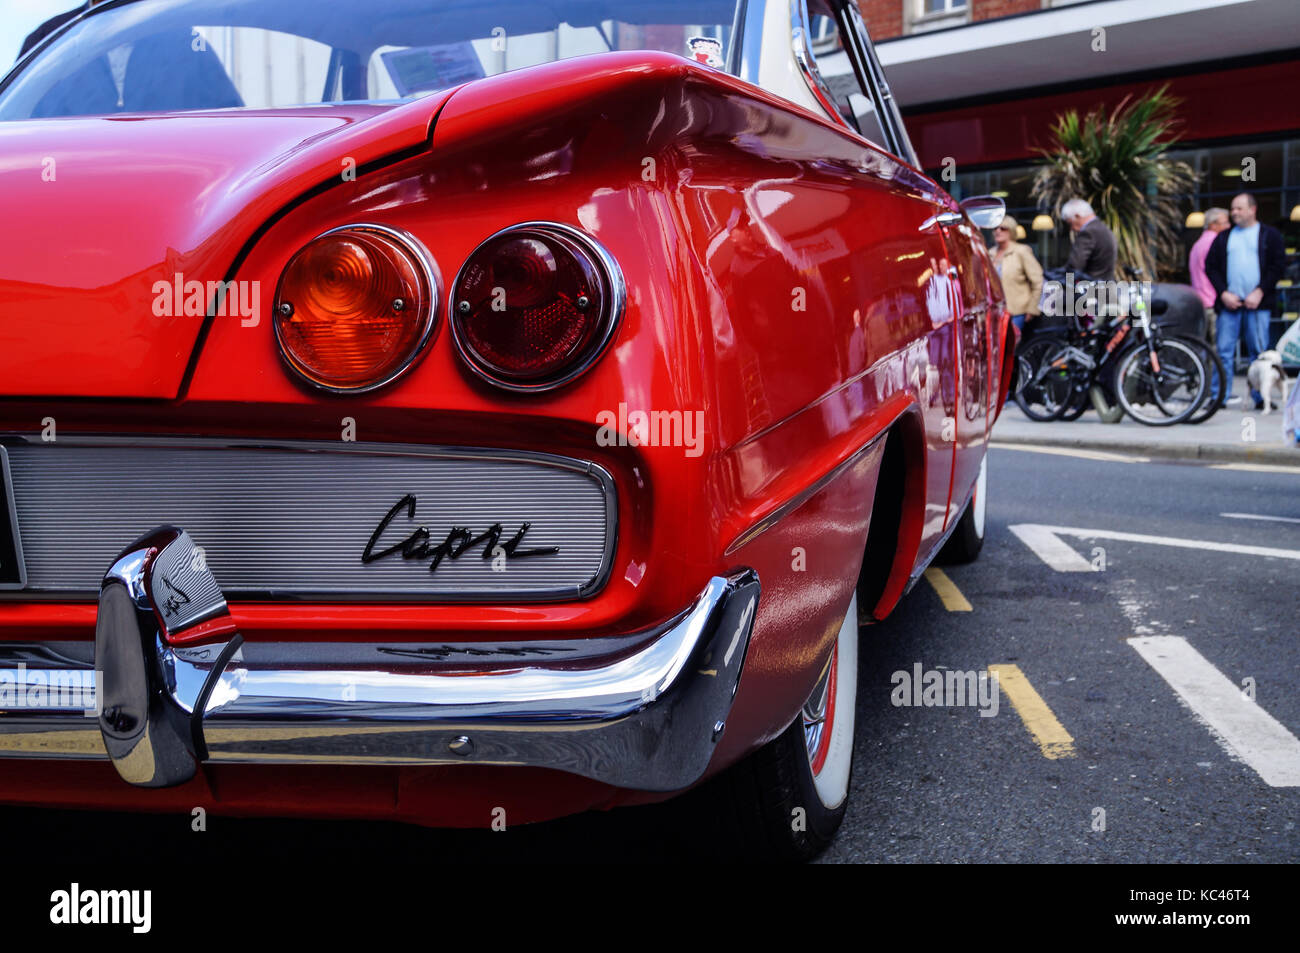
0, 434, 618, 603
839, 0, 918, 167
272, 222, 442, 395
0, 527, 760, 793
447, 221, 626, 394
738, 0, 767, 87
790, 0, 853, 131
0, 446, 25, 590
725, 427, 890, 555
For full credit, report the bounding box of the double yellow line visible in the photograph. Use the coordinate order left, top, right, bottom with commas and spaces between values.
989, 664, 1076, 760
923, 568, 972, 611
923, 569, 1075, 759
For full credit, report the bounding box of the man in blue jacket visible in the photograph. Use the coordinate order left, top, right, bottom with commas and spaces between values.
1206, 192, 1287, 408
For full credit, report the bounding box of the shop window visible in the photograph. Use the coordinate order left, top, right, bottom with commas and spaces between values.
908, 0, 969, 34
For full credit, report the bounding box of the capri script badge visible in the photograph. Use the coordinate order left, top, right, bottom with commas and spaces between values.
362, 494, 558, 572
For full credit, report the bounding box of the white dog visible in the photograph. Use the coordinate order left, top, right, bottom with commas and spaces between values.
1247, 350, 1291, 414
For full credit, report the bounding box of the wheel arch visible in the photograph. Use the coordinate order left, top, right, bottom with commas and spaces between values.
856, 407, 927, 621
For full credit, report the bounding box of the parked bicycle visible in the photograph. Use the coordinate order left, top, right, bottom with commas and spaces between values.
1014, 268, 1211, 426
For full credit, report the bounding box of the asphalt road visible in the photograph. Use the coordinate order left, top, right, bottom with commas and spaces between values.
5, 446, 1298, 864
821, 446, 1300, 863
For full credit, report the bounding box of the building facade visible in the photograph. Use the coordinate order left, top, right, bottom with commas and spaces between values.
857, 0, 1300, 344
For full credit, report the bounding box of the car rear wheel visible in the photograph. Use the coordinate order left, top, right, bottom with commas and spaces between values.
693, 594, 858, 862
938, 454, 986, 564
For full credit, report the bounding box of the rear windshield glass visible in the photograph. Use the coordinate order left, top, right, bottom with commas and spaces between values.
1, 0, 744, 119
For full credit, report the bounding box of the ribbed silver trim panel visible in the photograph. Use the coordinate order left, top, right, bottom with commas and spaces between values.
4, 441, 613, 600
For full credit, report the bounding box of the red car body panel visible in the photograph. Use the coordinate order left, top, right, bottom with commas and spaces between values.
0, 96, 454, 399
0, 51, 1013, 824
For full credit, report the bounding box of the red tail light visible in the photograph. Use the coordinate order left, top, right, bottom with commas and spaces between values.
274, 224, 437, 392
450, 223, 623, 391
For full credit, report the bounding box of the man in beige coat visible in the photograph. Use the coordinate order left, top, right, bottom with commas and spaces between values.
989, 215, 1044, 334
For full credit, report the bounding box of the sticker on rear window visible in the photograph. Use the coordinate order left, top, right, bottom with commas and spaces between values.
688, 36, 724, 69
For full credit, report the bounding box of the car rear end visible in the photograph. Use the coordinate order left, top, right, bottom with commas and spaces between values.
0, 0, 769, 827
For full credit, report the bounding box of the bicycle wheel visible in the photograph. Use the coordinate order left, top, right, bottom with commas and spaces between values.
1059, 387, 1089, 421
1013, 337, 1072, 421
1184, 338, 1225, 425
1115, 338, 1207, 426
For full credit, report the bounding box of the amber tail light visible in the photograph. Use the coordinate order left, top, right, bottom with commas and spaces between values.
449, 223, 624, 392
274, 224, 437, 393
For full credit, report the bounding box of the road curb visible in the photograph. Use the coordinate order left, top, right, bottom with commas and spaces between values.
990, 430, 1300, 465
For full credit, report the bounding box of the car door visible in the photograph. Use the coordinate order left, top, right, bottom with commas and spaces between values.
835, 0, 989, 529
806, 0, 972, 551
940, 220, 991, 512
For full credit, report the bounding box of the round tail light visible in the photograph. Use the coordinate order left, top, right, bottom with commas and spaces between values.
274, 224, 437, 392
449, 223, 624, 391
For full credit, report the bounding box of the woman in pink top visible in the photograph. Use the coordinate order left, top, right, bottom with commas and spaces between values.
1188, 207, 1230, 343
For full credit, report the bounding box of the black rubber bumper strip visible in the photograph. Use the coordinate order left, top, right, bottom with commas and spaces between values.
189, 633, 244, 763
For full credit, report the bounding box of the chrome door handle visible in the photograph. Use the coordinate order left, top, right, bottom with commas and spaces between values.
919, 211, 963, 231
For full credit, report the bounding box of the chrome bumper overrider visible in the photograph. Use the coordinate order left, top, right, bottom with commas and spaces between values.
0, 527, 759, 792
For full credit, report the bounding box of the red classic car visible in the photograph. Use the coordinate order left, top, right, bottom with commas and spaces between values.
0, 0, 1014, 860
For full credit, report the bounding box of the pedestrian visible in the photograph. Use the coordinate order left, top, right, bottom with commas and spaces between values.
1188, 207, 1230, 345
19, 2, 101, 60
17, 2, 122, 119
1061, 198, 1117, 282
1205, 192, 1286, 408
989, 215, 1044, 335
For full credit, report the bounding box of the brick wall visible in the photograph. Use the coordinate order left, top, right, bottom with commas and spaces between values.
857, 0, 905, 40
856, 0, 1044, 39
972, 0, 1041, 22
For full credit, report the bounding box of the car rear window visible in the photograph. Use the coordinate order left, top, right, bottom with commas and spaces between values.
0, 0, 745, 119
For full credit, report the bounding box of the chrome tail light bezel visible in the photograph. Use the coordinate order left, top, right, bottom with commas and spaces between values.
448, 221, 626, 393
272, 222, 442, 395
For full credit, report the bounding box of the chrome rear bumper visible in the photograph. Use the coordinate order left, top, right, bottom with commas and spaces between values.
0, 527, 759, 792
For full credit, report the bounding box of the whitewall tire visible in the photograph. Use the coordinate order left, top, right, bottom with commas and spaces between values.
697, 594, 859, 861
804, 594, 858, 810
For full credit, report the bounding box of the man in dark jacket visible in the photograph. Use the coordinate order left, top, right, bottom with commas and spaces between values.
18, 2, 99, 60
1063, 198, 1117, 282
1206, 192, 1286, 407
16, 2, 123, 118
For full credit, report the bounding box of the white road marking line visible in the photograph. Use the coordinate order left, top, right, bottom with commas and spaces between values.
990, 442, 1148, 464
1221, 512, 1300, 525
1128, 636, 1300, 787
1211, 463, 1300, 474
1010, 523, 1300, 566
1008, 524, 1097, 572
1114, 578, 1168, 637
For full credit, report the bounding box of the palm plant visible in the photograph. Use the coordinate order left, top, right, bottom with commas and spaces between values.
1032, 86, 1200, 280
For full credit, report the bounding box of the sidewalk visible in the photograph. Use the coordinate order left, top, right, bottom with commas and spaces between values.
992, 376, 1299, 464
